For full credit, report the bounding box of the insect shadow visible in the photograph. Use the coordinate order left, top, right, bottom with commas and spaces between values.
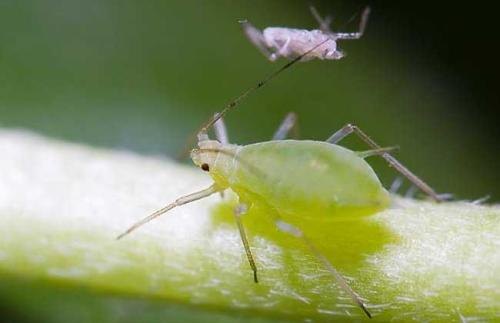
210, 192, 397, 275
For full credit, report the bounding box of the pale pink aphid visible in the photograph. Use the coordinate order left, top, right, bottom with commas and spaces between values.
240, 6, 370, 62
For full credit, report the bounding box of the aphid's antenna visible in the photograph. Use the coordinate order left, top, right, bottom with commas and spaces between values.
117, 147, 268, 239
198, 38, 332, 140
178, 38, 330, 158
116, 184, 220, 240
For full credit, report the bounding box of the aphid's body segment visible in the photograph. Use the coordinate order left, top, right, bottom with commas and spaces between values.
192, 140, 390, 221
240, 6, 370, 61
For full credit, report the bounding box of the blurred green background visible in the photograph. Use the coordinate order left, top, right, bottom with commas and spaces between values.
0, 0, 498, 200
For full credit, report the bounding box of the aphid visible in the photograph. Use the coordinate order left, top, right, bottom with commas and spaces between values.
240, 6, 370, 61
117, 24, 443, 318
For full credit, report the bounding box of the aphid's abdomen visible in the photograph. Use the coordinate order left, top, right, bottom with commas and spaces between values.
230, 140, 390, 220
262, 28, 335, 60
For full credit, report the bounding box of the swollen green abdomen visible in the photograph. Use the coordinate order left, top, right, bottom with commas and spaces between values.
229, 140, 390, 220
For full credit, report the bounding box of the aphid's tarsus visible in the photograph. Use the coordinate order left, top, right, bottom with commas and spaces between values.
240, 6, 370, 61
234, 204, 258, 283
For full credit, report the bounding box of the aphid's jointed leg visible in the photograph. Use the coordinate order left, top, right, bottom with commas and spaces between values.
274, 218, 372, 318
276, 37, 291, 58
272, 112, 299, 140
309, 6, 333, 33
332, 7, 370, 40
239, 20, 276, 61
213, 113, 229, 145
116, 184, 221, 240
389, 177, 404, 194
326, 124, 442, 202
234, 204, 259, 283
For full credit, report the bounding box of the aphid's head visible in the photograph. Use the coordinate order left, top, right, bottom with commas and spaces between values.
324, 48, 344, 60
191, 140, 238, 188
190, 140, 222, 173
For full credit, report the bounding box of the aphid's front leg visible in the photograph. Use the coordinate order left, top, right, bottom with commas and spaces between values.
233, 204, 259, 283
239, 20, 276, 61
213, 113, 229, 145
116, 184, 221, 239
272, 112, 299, 140
326, 123, 442, 201
274, 217, 372, 318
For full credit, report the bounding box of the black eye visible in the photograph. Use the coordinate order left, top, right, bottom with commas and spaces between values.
201, 163, 210, 171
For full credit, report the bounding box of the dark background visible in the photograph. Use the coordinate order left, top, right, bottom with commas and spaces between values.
0, 0, 498, 201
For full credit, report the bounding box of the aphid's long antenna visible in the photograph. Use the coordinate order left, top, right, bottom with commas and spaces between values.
116, 184, 220, 240
198, 38, 332, 139
177, 38, 330, 158
118, 147, 268, 240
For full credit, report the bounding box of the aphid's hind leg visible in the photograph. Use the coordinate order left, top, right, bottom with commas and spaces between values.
234, 204, 259, 283
326, 124, 442, 201
239, 20, 277, 61
116, 184, 220, 239
274, 217, 372, 318
333, 7, 370, 40
272, 112, 299, 140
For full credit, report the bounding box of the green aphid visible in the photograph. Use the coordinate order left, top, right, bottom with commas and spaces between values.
117, 38, 443, 319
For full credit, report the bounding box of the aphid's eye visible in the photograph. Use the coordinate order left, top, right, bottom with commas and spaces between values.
201, 163, 210, 172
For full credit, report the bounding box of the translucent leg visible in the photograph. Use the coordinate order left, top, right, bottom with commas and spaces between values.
332, 7, 370, 40
326, 123, 442, 202
116, 184, 220, 239
213, 113, 229, 145
239, 20, 276, 61
272, 112, 299, 140
274, 217, 372, 318
234, 204, 258, 283
309, 5, 333, 33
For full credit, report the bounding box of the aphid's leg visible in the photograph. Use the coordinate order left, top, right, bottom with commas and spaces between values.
213, 113, 229, 145
116, 184, 220, 240
272, 112, 299, 140
332, 7, 370, 40
356, 146, 399, 158
274, 218, 372, 318
239, 20, 276, 61
309, 5, 333, 33
471, 195, 490, 205
234, 204, 259, 283
276, 37, 291, 58
405, 185, 418, 198
326, 124, 442, 202
389, 177, 404, 194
